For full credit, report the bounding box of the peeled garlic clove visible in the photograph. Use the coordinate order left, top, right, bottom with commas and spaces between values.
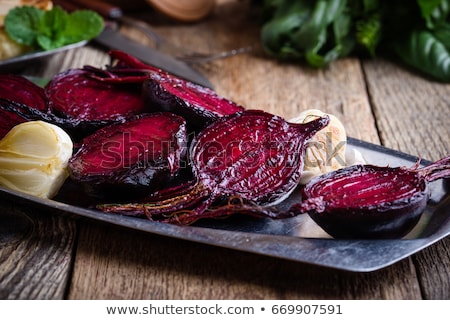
0, 121, 73, 198
290, 109, 347, 184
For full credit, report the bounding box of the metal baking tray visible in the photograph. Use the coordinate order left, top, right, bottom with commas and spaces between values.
1, 137, 448, 272
0, 41, 87, 72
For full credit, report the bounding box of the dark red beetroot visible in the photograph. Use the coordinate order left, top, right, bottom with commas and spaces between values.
98, 110, 329, 224
45, 69, 145, 133
86, 50, 244, 132
293, 156, 450, 239
68, 113, 187, 199
0, 75, 47, 137
143, 72, 244, 132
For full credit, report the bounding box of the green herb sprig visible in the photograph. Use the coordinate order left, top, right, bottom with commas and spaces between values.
4, 5, 104, 51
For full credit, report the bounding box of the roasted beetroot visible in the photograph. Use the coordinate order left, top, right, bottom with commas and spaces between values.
191, 110, 328, 205
68, 113, 187, 199
98, 110, 329, 224
143, 72, 244, 132
293, 156, 450, 239
0, 75, 47, 137
46, 69, 145, 122
84, 50, 243, 132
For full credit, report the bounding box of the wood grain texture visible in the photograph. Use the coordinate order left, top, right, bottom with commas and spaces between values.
412, 237, 450, 300
362, 58, 450, 299
362, 58, 450, 161
0, 201, 75, 299
68, 220, 422, 300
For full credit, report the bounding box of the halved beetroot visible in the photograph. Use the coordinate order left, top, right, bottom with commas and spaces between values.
191, 110, 328, 206
143, 72, 244, 131
83, 50, 243, 132
295, 156, 450, 239
98, 110, 330, 224
45, 69, 145, 122
68, 113, 187, 199
0, 75, 47, 137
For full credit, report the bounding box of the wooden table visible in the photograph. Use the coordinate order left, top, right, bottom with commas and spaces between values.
1, 0, 449, 299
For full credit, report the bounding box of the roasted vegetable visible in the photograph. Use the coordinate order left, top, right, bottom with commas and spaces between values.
0, 74, 48, 137
0, 120, 73, 198
45, 69, 145, 123
143, 72, 244, 132
0, 68, 148, 140
292, 156, 450, 238
68, 113, 187, 199
85, 50, 244, 132
98, 110, 329, 224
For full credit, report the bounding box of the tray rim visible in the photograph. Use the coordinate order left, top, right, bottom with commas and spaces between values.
0, 40, 88, 70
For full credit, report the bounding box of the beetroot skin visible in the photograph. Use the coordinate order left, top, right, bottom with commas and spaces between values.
143, 72, 244, 131
0, 75, 47, 137
294, 156, 450, 239
69, 113, 187, 199
98, 110, 330, 224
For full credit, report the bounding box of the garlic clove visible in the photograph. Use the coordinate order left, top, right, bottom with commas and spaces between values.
0, 168, 67, 198
290, 109, 348, 184
0, 121, 73, 198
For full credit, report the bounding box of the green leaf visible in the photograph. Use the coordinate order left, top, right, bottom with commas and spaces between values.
292, 0, 347, 49
62, 10, 104, 44
356, 12, 382, 56
3, 5, 103, 51
433, 23, 450, 44
362, 0, 380, 13
394, 28, 450, 82
4, 6, 44, 46
260, 1, 312, 58
37, 6, 69, 50
417, 0, 450, 29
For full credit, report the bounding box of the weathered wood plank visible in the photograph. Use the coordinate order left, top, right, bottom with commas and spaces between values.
412, 237, 450, 299
362, 58, 450, 299
68, 220, 421, 299
0, 201, 75, 299
362, 58, 450, 161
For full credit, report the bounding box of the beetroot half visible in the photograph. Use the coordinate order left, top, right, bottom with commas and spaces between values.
143, 72, 244, 132
294, 155, 450, 239
84, 50, 244, 132
98, 110, 329, 224
68, 113, 187, 199
0, 75, 47, 137
45, 69, 145, 135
